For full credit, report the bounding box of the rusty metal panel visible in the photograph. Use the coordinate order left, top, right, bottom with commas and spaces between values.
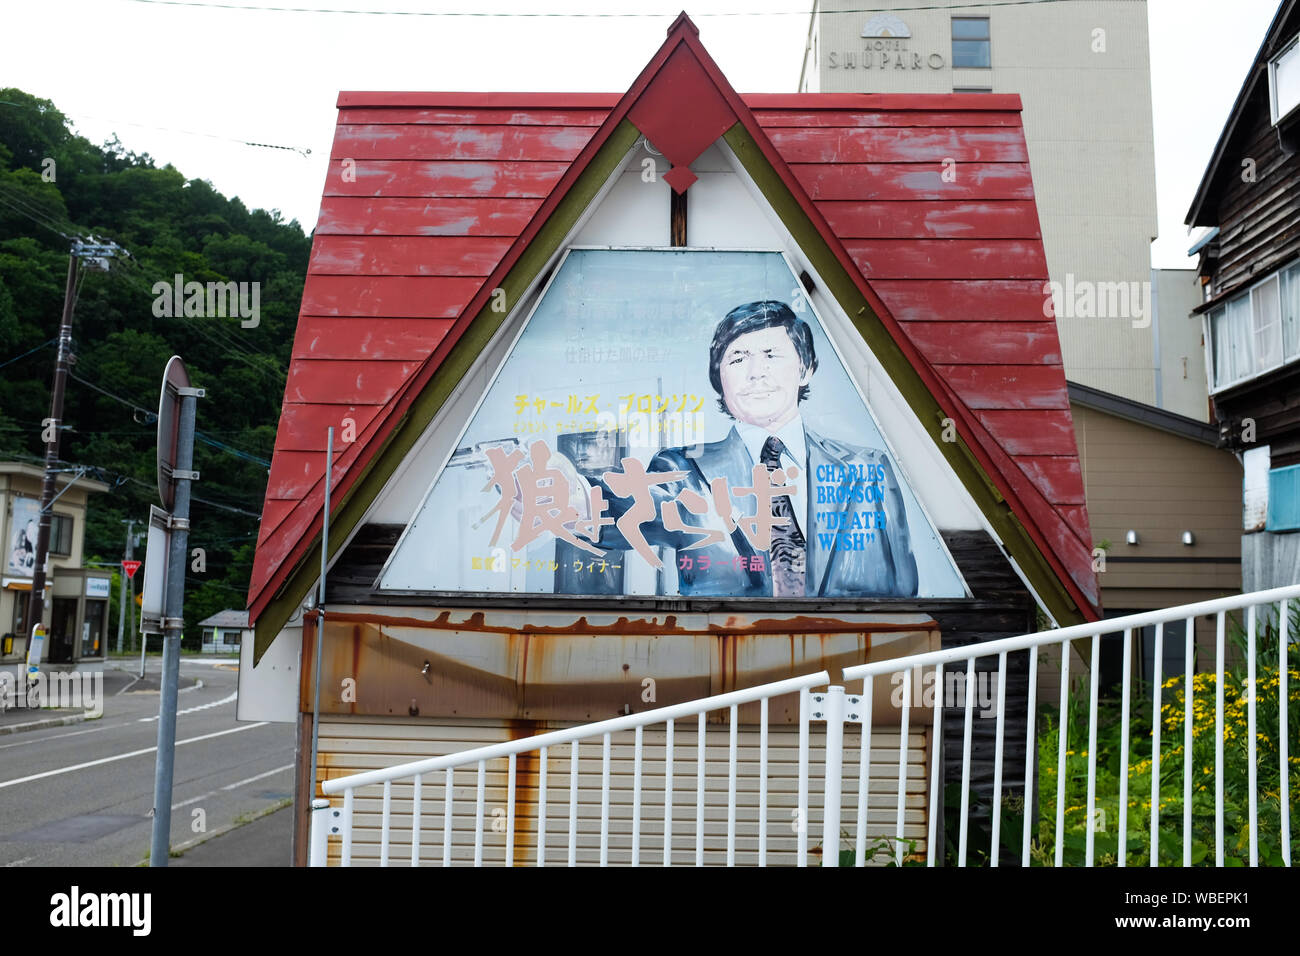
301, 607, 939, 726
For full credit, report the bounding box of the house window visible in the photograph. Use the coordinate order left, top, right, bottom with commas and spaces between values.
952, 17, 991, 69
1270, 33, 1300, 124
1267, 464, 1300, 531
1206, 261, 1300, 391
49, 513, 73, 556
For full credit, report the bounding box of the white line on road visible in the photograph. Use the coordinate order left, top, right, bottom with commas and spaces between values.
221, 763, 293, 791
170, 763, 294, 811
0, 722, 270, 791
138, 690, 236, 722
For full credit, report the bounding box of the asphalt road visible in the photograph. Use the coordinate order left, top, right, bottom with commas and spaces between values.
0, 658, 295, 867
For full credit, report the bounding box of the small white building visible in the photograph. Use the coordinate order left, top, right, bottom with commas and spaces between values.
198, 609, 249, 654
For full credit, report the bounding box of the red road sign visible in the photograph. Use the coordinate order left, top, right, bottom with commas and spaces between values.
122, 559, 142, 579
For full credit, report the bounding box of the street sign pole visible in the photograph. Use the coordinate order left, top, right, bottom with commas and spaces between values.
149, 357, 202, 867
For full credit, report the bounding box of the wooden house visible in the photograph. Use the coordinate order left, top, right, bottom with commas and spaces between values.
1186, 0, 1300, 593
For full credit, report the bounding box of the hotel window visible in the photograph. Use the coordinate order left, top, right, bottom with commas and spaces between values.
952, 17, 991, 69
1205, 260, 1300, 392
1270, 33, 1300, 124
49, 513, 73, 556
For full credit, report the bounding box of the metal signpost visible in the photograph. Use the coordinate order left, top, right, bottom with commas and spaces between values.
147, 356, 203, 867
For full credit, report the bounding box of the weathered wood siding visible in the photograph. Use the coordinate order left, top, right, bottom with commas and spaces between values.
316, 716, 930, 866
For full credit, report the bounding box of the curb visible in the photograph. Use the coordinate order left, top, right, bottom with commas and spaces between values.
140, 799, 292, 865
0, 712, 87, 736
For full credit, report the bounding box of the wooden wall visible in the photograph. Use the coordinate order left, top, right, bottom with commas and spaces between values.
324, 524, 1038, 864
1206, 82, 1300, 300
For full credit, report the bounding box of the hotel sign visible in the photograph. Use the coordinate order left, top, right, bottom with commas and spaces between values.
826, 14, 945, 71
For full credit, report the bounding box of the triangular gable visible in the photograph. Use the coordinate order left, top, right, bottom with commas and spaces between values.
250, 13, 1098, 661
377, 247, 969, 600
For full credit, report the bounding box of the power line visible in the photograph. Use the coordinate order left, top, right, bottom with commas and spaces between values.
0, 337, 57, 372
0, 99, 312, 157
121, 0, 1075, 16
0, 186, 77, 240
68, 371, 272, 466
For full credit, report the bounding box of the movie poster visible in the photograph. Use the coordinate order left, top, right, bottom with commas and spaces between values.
6, 496, 39, 578
379, 249, 966, 599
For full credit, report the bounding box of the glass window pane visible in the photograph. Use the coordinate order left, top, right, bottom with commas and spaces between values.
953, 18, 990, 40
1252, 275, 1282, 373
1226, 295, 1254, 383
1274, 38, 1300, 120
952, 40, 991, 68
1283, 264, 1300, 362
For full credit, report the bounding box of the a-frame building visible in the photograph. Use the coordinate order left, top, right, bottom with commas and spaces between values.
242, 14, 1099, 865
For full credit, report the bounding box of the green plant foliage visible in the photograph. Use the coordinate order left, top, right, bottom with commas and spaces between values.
0, 89, 311, 647
1022, 608, 1300, 866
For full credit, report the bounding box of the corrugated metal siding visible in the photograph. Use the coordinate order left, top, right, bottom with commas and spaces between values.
318, 715, 930, 867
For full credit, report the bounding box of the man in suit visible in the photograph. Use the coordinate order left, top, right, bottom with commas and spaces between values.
555, 300, 919, 598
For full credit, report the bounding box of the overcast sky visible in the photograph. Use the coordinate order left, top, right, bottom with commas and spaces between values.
0, 0, 1285, 268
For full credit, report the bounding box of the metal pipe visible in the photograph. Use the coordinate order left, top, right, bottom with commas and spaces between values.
990, 651, 1007, 866
821, 686, 845, 867
1150, 622, 1164, 867
1118, 628, 1132, 867
323, 670, 831, 794
898, 667, 913, 866
308, 427, 333, 835
149, 387, 195, 867
957, 660, 973, 866
726, 703, 738, 866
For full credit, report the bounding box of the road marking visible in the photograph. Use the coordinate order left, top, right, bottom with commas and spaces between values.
4, 857, 33, 867
170, 763, 294, 811
221, 763, 293, 791
0, 722, 269, 791
0, 724, 109, 751
138, 690, 235, 722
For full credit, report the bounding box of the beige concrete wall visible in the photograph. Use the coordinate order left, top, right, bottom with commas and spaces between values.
807, 0, 1166, 410
1154, 268, 1210, 422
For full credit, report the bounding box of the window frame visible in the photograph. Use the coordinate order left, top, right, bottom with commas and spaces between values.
1205, 260, 1300, 393
48, 512, 74, 557
951, 16, 991, 69
1269, 32, 1300, 125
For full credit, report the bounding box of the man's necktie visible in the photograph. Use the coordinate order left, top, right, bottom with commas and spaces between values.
760, 436, 806, 597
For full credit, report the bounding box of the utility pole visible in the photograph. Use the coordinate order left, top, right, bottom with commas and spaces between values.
116, 518, 136, 653
24, 252, 78, 642
25, 239, 124, 646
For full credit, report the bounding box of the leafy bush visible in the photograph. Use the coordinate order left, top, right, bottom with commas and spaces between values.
1024, 609, 1300, 866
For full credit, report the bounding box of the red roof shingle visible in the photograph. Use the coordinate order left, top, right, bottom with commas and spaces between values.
249, 17, 1098, 629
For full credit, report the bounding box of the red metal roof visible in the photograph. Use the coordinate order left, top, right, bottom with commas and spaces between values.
249, 14, 1098, 625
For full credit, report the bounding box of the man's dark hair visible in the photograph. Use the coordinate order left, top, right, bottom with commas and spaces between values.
708, 300, 818, 416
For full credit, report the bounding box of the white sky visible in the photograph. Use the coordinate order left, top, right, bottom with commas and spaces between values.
0, 0, 1285, 268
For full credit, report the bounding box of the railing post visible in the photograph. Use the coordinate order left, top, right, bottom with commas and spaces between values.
308, 798, 334, 867
821, 686, 846, 867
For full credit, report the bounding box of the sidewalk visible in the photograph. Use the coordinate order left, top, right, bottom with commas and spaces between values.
0, 666, 199, 734
0, 704, 85, 735
169, 804, 293, 867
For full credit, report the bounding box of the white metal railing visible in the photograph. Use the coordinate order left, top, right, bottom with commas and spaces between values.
841, 582, 1300, 868
309, 584, 1300, 867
